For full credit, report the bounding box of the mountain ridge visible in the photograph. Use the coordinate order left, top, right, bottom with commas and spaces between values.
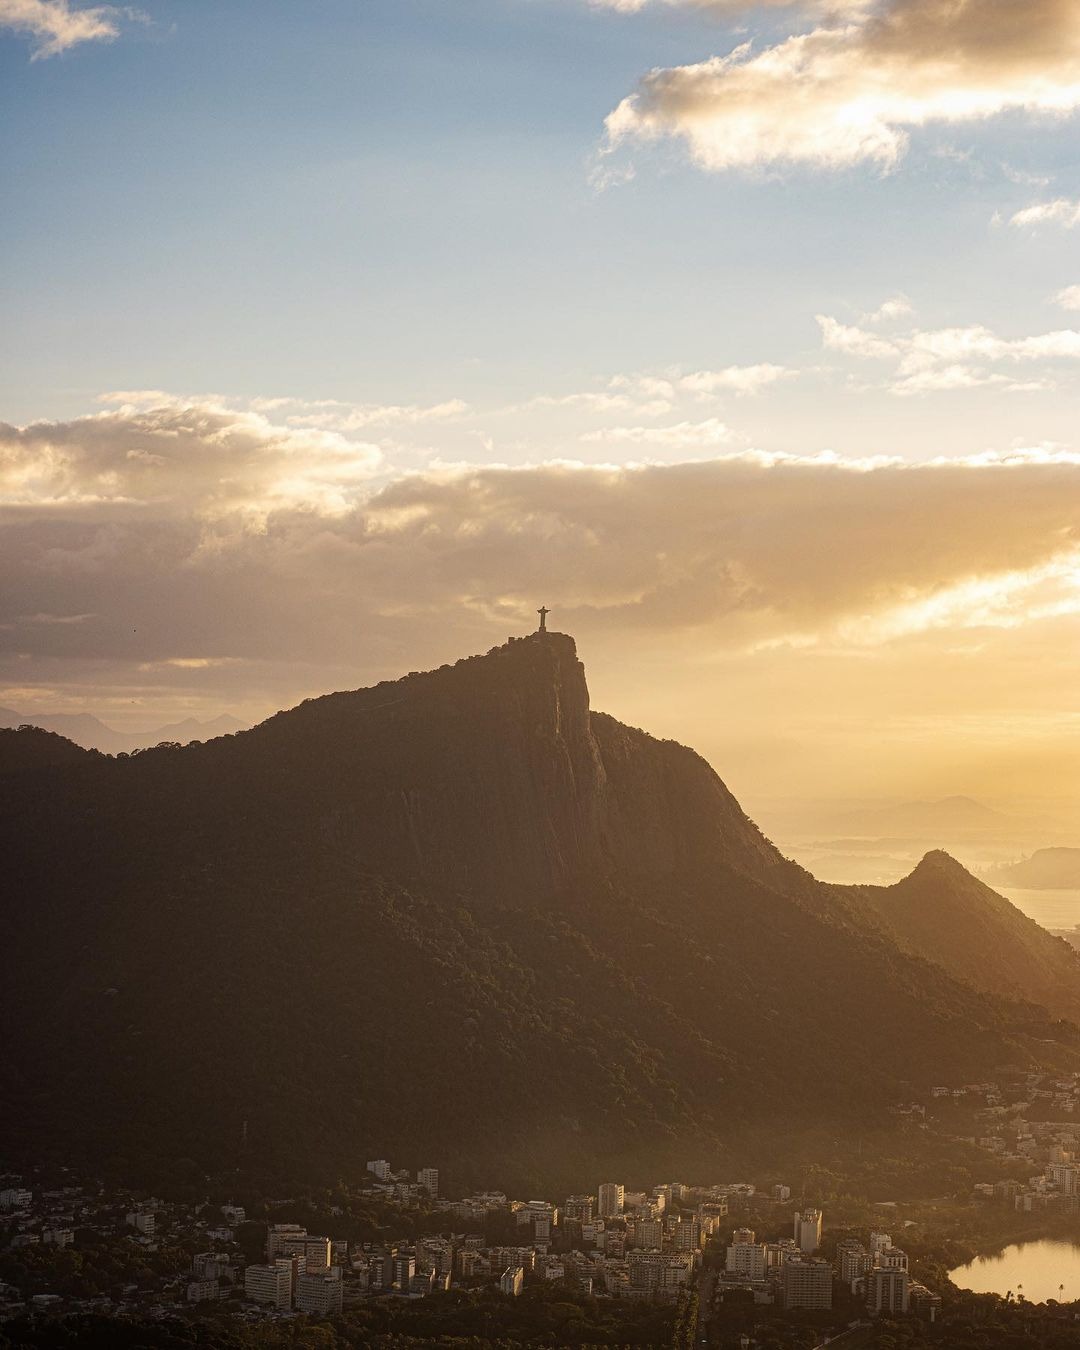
984, 847, 1080, 890
0, 705, 247, 755
1, 632, 1077, 1191
845, 849, 1080, 1024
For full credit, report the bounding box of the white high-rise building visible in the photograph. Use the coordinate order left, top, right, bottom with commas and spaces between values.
726, 1240, 767, 1280
598, 1183, 625, 1218
793, 1209, 822, 1254
367, 1159, 391, 1181
279, 1234, 331, 1274
868, 1231, 892, 1257
244, 1262, 293, 1309
880, 1246, 909, 1272
868, 1265, 910, 1315
266, 1223, 307, 1259
781, 1258, 833, 1310
417, 1167, 439, 1197
296, 1271, 343, 1315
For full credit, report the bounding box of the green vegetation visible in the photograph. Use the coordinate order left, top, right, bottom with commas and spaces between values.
0, 1285, 674, 1349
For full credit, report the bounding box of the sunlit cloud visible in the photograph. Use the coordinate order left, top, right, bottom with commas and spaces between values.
6, 398, 1080, 804
602, 0, 1080, 174
524, 365, 795, 422
1, 395, 382, 522
0, 0, 137, 59
6, 404, 1080, 663
817, 315, 1080, 394
580, 417, 737, 448
862, 294, 914, 325
250, 396, 470, 432
1009, 198, 1080, 229
1056, 285, 1080, 312
589, 0, 872, 12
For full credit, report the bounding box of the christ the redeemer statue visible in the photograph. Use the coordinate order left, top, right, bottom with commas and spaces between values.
537, 606, 549, 633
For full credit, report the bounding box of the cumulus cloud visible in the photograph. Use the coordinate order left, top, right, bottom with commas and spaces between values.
602, 0, 1080, 173
817, 314, 1080, 394
580, 417, 736, 448
862, 294, 914, 325
245, 395, 470, 432
530, 365, 795, 422
0, 394, 382, 522
677, 364, 794, 397
1055, 285, 1080, 312
0, 0, 135, 58
1009, 198, 1080, 229
5, 397, 1080, 683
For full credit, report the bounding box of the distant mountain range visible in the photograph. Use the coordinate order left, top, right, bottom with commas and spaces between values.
0, 707, 247, 755
829, 795, 1011, 838
1, 634, 1078, 1193
984, 848, 1080, 890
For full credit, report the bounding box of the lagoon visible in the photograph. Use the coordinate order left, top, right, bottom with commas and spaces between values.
950, 1240, 1080, 1304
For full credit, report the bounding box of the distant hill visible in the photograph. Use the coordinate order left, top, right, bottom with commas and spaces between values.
0, 706, 247, 754
0, 634, 1077, 1193
832, 795, 1010, 838
984, 848, 1080, 890
848, 851, 1080, 1024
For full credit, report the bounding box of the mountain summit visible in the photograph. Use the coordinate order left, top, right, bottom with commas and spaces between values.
1, 633, 1077, 1190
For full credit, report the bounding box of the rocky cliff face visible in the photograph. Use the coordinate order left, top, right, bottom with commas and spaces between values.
1, 634, 1077, 1191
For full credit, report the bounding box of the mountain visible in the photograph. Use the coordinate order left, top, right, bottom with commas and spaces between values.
848, 851, 1080, 1024
830, 795, 1010, 838
984, 848, 1080, 890
0, 706, 127, 753
0, 706, 247, 754
125, 712, 248, 752
0, 634, 1076, 1193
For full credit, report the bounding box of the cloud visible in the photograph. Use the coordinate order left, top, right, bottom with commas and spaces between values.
530, 366, 795, 422
246, 395, 470, 433
817, 316, 899, 360
602, 0, 1080, 173
1009, 198, 1080, 229
817, 314, 1080, 393
590, 0, 872, 13
1055, 285, 1080, 312
580, 417, 736, 448
676, 364, 794, 397
0, 394, 382, 522
6, 395, 1080, 805
5, 397, 1080, 684
0, 0, 134, 58
862, 294, 914, 325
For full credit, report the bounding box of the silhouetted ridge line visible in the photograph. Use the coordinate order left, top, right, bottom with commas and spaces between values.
0, 632, 1077, 1192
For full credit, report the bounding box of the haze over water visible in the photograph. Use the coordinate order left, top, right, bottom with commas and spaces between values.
998, 889, 1080, 933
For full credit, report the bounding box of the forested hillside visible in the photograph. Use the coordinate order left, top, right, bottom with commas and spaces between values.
1, 634, 1076, 1193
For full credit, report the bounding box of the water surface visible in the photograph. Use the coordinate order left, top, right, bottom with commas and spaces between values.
996, 887, 1080, 933
950, 1240, 1080, 1304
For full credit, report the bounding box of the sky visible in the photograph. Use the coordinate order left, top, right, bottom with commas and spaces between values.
3, 0, 1080, 810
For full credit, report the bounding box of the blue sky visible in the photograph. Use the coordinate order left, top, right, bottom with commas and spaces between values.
4, 0, 1080, 450
4, 0, 1080, 809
